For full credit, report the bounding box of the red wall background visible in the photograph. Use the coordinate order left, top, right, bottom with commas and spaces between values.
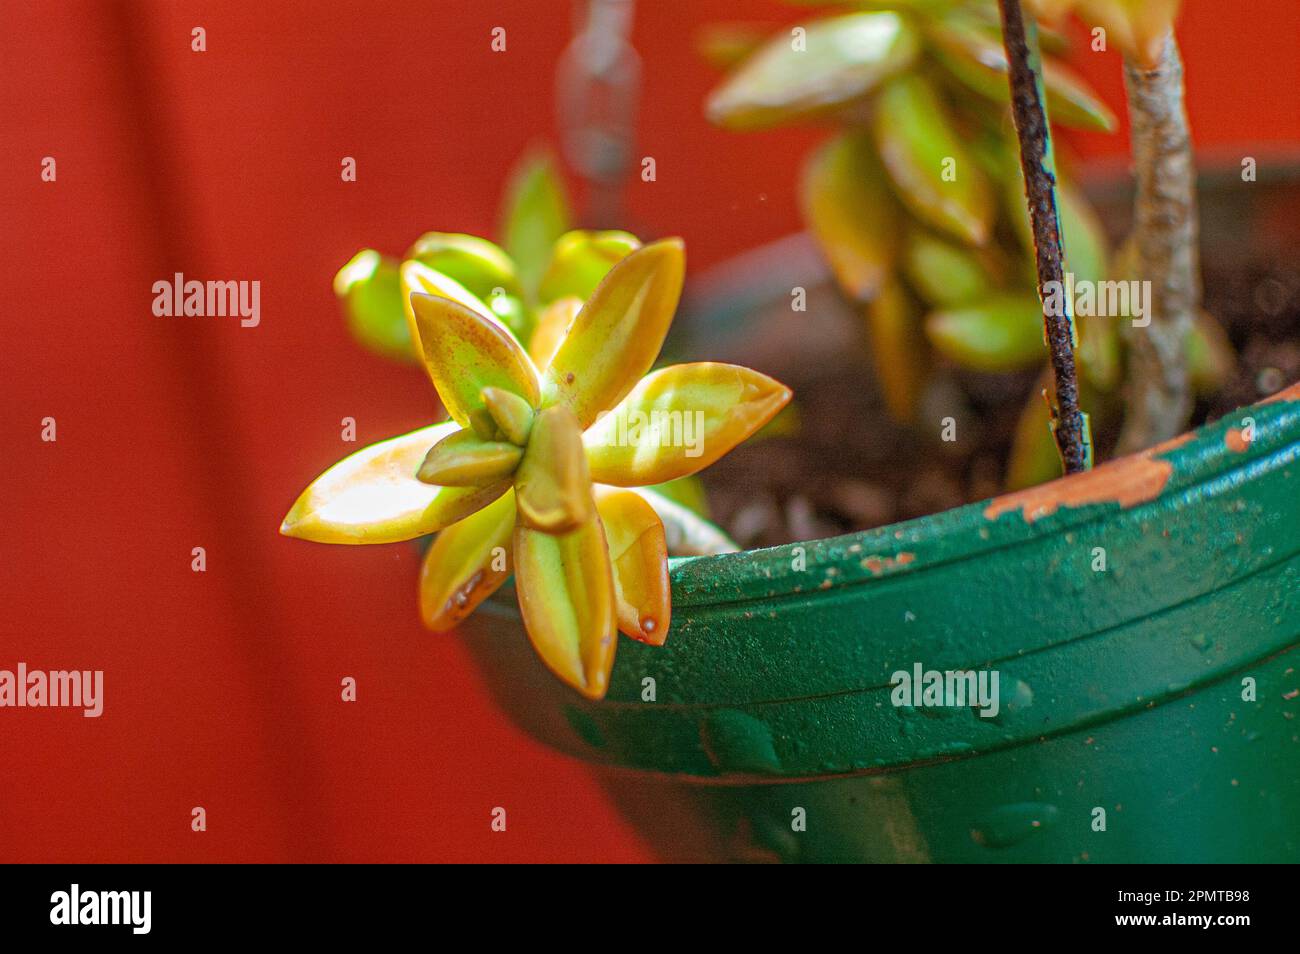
2, 0, 1297, 862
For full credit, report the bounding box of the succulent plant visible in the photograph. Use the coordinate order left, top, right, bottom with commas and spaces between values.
704, 0, 1228, 486
283, 232, 791, 699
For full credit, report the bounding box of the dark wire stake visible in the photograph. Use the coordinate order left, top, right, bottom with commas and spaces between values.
998, 0, 1092, 474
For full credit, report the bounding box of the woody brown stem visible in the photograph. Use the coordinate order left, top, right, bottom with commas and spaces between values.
1116, 33, 1199, 452
997, 0, 1090, 475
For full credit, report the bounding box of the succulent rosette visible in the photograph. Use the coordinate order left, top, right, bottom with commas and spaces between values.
283, 233, 791, 699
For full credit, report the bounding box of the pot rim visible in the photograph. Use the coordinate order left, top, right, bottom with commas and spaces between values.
664, 382, 1300, 609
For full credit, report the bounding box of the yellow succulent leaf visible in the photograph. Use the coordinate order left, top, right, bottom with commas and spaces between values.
410, 292, 541, 428
538, 230, 641, 305
419, 490, 517, 631
400, 260, 498, 358
481, 386, 535, 446
1188, 310, 1235, 396
1077, 0, 1182, 69
864, 277, 927, 421
417, 427, 522, 486
595, 489, 671, 645
1026, 0, 1079, 21
514, 405, 595, 533
1006, 375, 1064, 490
801, 132, 898, 303
513, 516, 618, 700
543, 239, 685, 430
529, 296, 581, 371
280, 422, 510, 544
584, 363, 792, 486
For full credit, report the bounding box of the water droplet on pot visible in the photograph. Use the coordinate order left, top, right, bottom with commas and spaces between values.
970, 802, 1059, 849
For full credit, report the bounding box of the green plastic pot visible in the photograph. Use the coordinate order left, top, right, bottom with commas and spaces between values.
458, 165, 1300, 862
463, 381, 1300, 862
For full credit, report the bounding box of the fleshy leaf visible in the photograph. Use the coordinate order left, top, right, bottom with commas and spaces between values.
543, 239, 685, 429
482, 386, 535, 446
925, 17, 1116, 131
499, 149, 571, 299
584, 363, 792, 486
529, 296, 581, 371
706, 12, 920, 130
1006, 376, 1064, 490
1026, 0, 1079, 20
417, 427, 522, 486
400, 260, 501, 374
1077, 312, 1120, 391
418, 490, 517, 631
925, 293, 1046, 372
406, 233, 521, 299
629, 487, 739, 557
864, 276, 927, 421
410, 292, 541, 427
1188, 310, 1234, 396
513, 516, 618, 700
334, 250, 416, 361
405, 233, 531, 341
647, 476, 710, 519
1005, 176, 1108, 287
538, 230, 641, 305
873, 74, 994, 246
801, 132, 898, 303
902, 228, 995, 308
280, 422, 509, 544
1076, 0, 1183, 69
595, 489, 671, 645
514, 405, 594, 533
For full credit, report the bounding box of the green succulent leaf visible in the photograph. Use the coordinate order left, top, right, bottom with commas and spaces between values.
925, 17, 1116, 131
1077, 313, 1121, 391
801, 132, 898, 303
538, 230, 641, 305
1005, 175, 1109, 287
499, 150, 572, 299
1188, 311, 1235, 396
405, 232, 532, 342
925, 293, 1046, 372
873, 74, 995, 246
406, 233, 522, 299
707, 11, 920, 131
333, 250, 415, 361
902, 228, 994, 307
1006, 376, 1064, 490
646, 476, 711, 519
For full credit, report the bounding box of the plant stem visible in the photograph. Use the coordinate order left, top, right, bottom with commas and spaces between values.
997, 0, 1090, 475
1116, 34, 1199, 452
